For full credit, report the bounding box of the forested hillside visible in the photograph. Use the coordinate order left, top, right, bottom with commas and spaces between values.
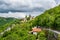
33, 5, 60, 30
0, 5, 60, 40
0, 20, 47, 40
0, 17, 19, 32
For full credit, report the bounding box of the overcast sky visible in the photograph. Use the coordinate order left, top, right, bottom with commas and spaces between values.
0, 0, 60, 18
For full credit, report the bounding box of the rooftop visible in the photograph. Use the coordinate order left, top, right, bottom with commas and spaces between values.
32, 27, 42, 32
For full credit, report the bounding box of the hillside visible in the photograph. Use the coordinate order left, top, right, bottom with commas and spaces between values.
0, 17, 19, 32
0, 5, 60, 40
33, 5, 60, 30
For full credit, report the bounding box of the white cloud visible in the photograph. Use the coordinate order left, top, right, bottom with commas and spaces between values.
0, 12, 26, 18
0, 12, 43, 18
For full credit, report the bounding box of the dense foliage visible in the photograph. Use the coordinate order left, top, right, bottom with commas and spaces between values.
33, 5, 60, 30
0, 17, 19, 32
0, 21, 47, 40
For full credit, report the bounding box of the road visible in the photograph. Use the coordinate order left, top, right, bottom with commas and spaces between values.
44, 28, 60, 34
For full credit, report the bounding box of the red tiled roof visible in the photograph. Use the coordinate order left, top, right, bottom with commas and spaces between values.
32, 27, 41, 32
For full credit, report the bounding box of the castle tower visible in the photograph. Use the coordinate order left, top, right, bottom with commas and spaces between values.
29, 14, 34, 20
24, 15, 27, 22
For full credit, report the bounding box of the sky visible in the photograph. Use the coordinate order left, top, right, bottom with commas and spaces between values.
0, 0, 60, 18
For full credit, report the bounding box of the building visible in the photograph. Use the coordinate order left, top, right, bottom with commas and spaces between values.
29, 27, 42, 35
29, 14, 34, 20
22, 15, 34, 22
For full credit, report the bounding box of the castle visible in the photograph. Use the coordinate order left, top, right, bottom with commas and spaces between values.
23, 14, 34, 22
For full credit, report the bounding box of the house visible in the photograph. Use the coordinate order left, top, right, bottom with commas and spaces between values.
29, 27, 42, 35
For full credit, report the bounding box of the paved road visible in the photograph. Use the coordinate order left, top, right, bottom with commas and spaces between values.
45, 28, 60, 34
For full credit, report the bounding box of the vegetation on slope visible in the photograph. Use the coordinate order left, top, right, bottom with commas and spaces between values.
33, 5, 60, 30
0, 21, 47, 40
0, 17, 19, 32
0, 5, 60, 40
